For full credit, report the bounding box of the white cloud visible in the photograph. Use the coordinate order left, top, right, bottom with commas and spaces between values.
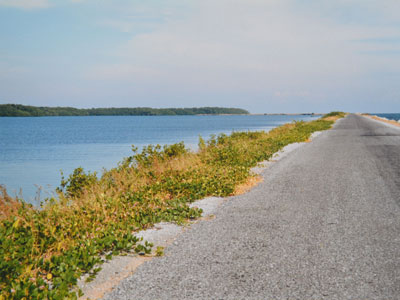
0, 61, 30, 78
296, 0, 400, 24
100, 19, 136, 33
89, 0, 387, 95
0, 0, 49, 9
275, 91, 310, 98
0, 0, 89, 9
83, 64, 161, 81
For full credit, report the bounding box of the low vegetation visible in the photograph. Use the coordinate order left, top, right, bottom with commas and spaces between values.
0, 104, 249, 117
323, 111, 346, 119
0, 114, 343, 299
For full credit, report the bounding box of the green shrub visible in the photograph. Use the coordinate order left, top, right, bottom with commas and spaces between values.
57, 167, 98, 198
323, 111, 346, 118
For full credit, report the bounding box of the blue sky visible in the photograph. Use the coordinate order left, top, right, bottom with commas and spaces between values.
0, 0, 400, 113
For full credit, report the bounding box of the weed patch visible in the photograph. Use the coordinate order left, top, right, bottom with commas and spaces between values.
322, 111, 346, 121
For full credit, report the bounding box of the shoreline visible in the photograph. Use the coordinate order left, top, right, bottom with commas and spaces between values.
0, 113, 323, 118
362, 114, 400, 128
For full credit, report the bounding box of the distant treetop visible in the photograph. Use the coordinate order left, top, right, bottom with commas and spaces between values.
0, 104, 249, 117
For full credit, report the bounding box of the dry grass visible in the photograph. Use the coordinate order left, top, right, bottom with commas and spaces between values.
0, 185, 22, 221
321, 112, 347, 122
323, 114, 348, 122
233, 175, 263, 195
323, 116, 339, 121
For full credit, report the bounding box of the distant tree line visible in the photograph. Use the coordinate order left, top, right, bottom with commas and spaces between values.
0, 104, 249, 117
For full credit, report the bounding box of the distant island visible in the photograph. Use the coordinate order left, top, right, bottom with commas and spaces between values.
0, 104, 249, 117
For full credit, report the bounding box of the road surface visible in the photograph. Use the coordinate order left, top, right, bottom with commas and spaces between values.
104, 114, 400, 300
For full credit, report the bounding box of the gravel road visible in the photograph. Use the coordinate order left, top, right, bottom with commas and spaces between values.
104, 114, 400, 300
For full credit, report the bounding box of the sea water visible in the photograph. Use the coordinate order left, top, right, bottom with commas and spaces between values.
374, 113, 400, 122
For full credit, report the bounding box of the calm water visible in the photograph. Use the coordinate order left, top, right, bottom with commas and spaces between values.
374, 113, 400, 122
0, 115, 318, 202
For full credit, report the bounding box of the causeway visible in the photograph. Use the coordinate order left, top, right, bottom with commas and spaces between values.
104, 114, 400, 300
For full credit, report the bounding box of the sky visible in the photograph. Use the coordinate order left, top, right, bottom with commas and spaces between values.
0, 0, 400, 113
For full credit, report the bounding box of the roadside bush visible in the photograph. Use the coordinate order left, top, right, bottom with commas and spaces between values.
323, 111, 346, 118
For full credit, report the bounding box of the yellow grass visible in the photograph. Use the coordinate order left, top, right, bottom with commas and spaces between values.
0, 185, 22, 220
233, 175, 263, 195
323, 115, 345, 121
